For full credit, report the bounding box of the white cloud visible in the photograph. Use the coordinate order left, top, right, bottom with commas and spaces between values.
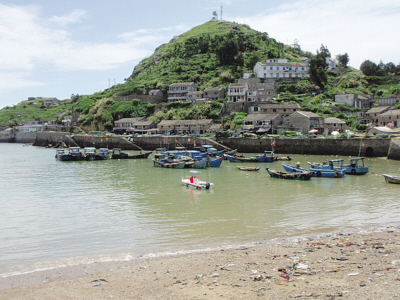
50, 9, 87, 26
233, 0, 400, 68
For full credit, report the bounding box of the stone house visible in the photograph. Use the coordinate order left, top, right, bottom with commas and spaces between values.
253, 58, 308, 79
44, 98, 60, 106
227, 83, 248, 102
167, 82, 197, 102
323, 117, 346, 134
280, 111, 324, 135
203, 87, 225, 101
242, 78, 276, 102
157, 120, 178, 134
242, 113, 281, 134
174, 119, 214, 134
148, 89, 164, 98
377, 96, 399, 106
187, 91, 203, 102
208, 123, 223, 132
335, 94, 374, 109
131, 120, 156, 134
378, 109, 400, 127
113, 117, 146, 133
365, 106, 391, 126
249, 103, 300, 118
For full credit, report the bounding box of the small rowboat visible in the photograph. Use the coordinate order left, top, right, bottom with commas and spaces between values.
383, 174, 400, 184
236, 166, 260, 171
266, 168, 314, 180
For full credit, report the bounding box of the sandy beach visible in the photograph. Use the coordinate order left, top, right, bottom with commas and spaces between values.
1, 226, 400, 299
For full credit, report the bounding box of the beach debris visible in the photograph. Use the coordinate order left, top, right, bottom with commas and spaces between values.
91, 279, 108, 283
347, 272, 359, 276
194, 274, 203, 280
391, 259, 400, 265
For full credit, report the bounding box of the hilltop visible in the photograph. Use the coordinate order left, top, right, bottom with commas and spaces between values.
0, 20, 399, 130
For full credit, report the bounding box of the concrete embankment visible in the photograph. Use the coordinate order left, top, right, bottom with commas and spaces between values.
21, 131, 400, 158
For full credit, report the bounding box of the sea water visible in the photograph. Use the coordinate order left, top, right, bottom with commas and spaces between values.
1, 143, 400, 277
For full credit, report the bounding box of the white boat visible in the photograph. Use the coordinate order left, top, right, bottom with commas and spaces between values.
383, 174, 400, 184
182, 177, 214, 190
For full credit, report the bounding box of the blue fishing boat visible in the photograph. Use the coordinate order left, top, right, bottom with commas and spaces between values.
194, 158, 207, 169
69, 147, 84, 161
55, 149, 72, 161
342, 157, 369, 175
207, 156, 224, 167
83, 147, 97, 161
282, 161, 346, 178
153, 154, 185, 169
95, 148, 111, 160
226, 151, 275, 163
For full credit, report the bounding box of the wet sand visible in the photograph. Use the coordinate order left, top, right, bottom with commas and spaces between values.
1, 226, 400, 299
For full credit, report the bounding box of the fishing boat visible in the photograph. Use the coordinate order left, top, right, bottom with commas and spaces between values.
182, 176, 214, 190
306, 159, 347, 178
69, 147, 84, 161
153, 154, 185, 169
236, 166, 260, 171
383, 174, 400, 184
226, 151, 275, 163
110, 148, 152, 159
55, 149, 72, 161
207, 156, 224, 167
266, 168, 314, 180
95, 148, 111, 160
197, 145, 224, 157
83, 147, 97, 161
194, 158, 207, 169
282, 162, 346, 178
342, 157, 369, 175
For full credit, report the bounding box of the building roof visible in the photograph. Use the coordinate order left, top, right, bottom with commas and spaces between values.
149, 89, 161, 93
379, 109, 400, 116
260, 103, 301, 109
324, 117, 346, 124
169, 82, 195, 87
296, 111, 322, 118
228, 83, 248, 87
175, 119, 213, 125
244, 114, 279, 122
204, 87, 224, 92
115, 117, 143, 122
157, 120, 179, 126
256, 61, 307, 67
366, 106, 391, 114
133, 120, 155, 126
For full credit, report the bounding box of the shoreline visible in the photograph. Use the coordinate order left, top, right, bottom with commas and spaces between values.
1, 225, 400, 299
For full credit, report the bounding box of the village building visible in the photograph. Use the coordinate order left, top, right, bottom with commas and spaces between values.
249, 103, 300, 117
208, 123, 223, 133
280, 111, 324, 135
335, 94, 374, 109
174, 119, 214, 134
227, 83, 248, 102
377, 96, 399, 106
187, 91, 203, 102
113, 117, 146, 134
17, 124, 43, 133
378, 109, 400, 127
242, 113, 281, 134
365, 106, 392, 126
167, 82, 197, 102
131, 120, 157, 134
203, 87, 225, 101
253, 58, 309, 79
323, 117, 346, 134
157, 120, 178, 134
44, 98, 60, 106
240, 78, 276, 102
148, 89, 164, 98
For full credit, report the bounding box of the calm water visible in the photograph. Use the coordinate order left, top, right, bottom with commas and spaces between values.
1, 143, 400, 276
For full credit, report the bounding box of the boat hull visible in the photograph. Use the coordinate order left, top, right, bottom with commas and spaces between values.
182, 178, 214, 190
266, 168, 313, 180
282, 163, 346, 178
207, 156, 224, 167
383, 174, 400, 184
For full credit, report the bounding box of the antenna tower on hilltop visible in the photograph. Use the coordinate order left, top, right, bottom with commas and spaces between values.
221, 6, 223, 20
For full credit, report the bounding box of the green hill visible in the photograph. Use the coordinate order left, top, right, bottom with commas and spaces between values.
0, 20, 398, 131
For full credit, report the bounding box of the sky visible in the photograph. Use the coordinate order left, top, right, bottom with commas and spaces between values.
0, 0, 399, 109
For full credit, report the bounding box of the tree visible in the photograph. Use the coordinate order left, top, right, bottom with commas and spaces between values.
308, 45, 330, 89
336, 53, 349, 68
360, 60, 379, 76
216, 39, 239, 65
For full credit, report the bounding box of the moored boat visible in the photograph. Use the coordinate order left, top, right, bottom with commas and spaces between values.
236, 166, 260, 171
207, 156, 224, 167
69, 147, 84, 161
266, 168, 313, 180
55, 149, 72, 161
342, 157, 369, 175
383, 174, 400, 184
226, 151, 275, 163
282, 162, 346, 178
274, 156, 292, 161
83, 147, 97, 161
111, 148, 152, 159
153, 154, 185, 169
95, 148, 111, 160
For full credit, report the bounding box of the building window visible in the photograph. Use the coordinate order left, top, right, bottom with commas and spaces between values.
276, 73, 279, 78
264, 67, 266, 70
270, 67, 273, 70
277, 67, 279, 70
270, 73, 273, 77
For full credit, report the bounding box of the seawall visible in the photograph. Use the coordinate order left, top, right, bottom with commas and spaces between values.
12, 131, 397, 158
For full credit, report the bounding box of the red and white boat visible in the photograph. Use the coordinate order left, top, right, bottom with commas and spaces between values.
182, 176, 214, 190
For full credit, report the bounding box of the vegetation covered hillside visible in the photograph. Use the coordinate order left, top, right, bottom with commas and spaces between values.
0, 20, 398, 131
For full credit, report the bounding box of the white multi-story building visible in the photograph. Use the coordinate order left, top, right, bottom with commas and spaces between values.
167, 82, 197, 102
253, 58, 309, 79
